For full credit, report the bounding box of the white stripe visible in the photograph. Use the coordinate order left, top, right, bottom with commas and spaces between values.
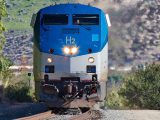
106, 14, 111, 27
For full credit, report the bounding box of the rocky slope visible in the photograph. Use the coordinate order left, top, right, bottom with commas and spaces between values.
127, 0, 160, 64
3, 30, 33, 65
108, 0, 160, 66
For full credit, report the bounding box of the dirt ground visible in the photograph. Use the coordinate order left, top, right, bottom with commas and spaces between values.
0, 102, 48, 120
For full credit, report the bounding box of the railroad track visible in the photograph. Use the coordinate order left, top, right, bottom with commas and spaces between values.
18, 108, 102, 120
70, 109, 102, 120
18, 110, 53, 120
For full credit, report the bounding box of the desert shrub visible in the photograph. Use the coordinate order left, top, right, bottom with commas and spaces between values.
4, 73, 35, 102
106, 89, 122, 109
106, 86, 128, 109
5, 83, 32, 102
119, 64, 160, 110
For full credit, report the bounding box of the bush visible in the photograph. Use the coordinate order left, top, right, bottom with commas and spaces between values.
106, 85, 128, 109
5, 82, 33, 102
119, 64, 160, 110
106, 89, 122, 109
4, 73, 35, 102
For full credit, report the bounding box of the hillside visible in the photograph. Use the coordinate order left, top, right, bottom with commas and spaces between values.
2, 0, 160, 66
110, 0, 160, 66
4, 0, 73, 30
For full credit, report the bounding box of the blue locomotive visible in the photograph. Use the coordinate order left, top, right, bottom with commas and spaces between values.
31, 3, 109, 108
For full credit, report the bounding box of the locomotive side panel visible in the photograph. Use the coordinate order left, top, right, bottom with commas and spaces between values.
33, 12, 43, 100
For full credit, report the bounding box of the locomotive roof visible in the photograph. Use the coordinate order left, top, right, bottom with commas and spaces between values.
38, 3, 102, 14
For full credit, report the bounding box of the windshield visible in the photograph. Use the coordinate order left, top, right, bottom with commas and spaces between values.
73, 14, 99, 25
43, 14, 68, 25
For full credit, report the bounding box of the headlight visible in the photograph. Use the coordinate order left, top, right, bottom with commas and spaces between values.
47, 57, 52, 63
63, 47, 70, 54
71, 46, 78, 54
88, 57, 94, 63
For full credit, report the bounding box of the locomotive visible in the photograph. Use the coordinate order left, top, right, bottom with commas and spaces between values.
31, 3, 109, 108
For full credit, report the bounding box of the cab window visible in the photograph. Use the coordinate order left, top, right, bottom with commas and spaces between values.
43, 14, 68, 25
73, 14, 99, 25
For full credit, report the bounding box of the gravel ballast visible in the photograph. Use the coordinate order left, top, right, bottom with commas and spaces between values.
47, 109, 160, 120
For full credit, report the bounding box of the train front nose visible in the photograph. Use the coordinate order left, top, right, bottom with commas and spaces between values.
41, 52, 99, 98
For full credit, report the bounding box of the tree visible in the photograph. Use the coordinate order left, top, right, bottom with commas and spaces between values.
0, 0, 7, 52
119, 64, 160, 110
0, 0, 12, 85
